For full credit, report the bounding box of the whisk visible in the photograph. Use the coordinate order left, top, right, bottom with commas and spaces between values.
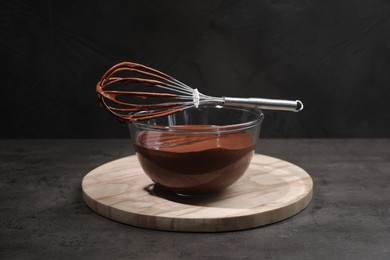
96, 62, 303, 122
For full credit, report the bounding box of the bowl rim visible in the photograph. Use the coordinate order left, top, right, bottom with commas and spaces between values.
129, 105, 264, 134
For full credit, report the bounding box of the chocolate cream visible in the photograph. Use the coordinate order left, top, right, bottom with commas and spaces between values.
135, 125, 255, 195
96, 61, 187, 122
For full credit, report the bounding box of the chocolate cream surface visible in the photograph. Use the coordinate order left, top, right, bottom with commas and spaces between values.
135, 125, 255, 195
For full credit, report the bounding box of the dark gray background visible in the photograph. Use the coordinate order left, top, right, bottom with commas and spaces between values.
2, 0, 390, 138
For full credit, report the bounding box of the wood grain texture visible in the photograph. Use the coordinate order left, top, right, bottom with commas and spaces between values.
82, 154, 313, 232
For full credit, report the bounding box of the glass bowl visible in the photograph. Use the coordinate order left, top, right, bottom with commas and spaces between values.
128, 105, 264, 195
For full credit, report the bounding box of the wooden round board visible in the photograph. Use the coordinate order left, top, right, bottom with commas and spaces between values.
82, 154, 313, 232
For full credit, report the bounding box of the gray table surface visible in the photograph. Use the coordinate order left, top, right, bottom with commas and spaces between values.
1, 139, 389, 259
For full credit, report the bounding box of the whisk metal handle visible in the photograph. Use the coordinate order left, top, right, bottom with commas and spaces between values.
223, 97, 303, 112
